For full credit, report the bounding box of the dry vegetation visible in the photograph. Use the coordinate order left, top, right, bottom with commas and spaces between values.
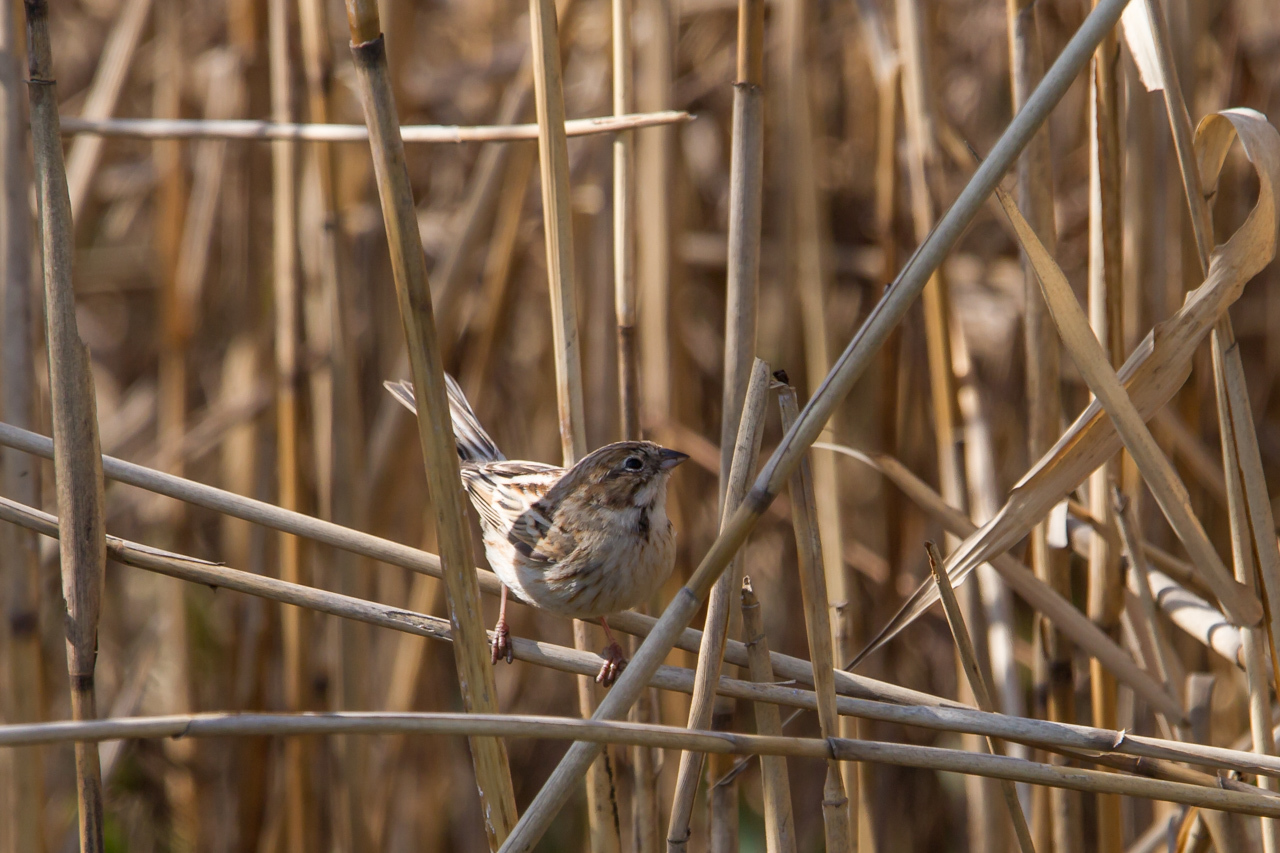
4, 0, 1280, 851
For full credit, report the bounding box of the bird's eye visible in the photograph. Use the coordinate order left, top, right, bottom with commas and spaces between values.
623, 456, 644, 471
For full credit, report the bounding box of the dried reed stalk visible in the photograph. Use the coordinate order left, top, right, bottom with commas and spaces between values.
0, 0, 44, 848
12, 487, 1280, 788
779, 377, 851, 852
268, 3, 314, 847
433, 65, 532, 342
1211, 329, 1279, 850
719, 0, 764, 490
1110, 488, 1184, 730
871, 98, 1280, 669
345, 3, 519, 846
613, 0, 639, 442
666, 359, 769, 851
25, 2, 107, 849
6, 712, 1280, 819
1085, 9, 1125, 848
925, 542, 1035, 853
58, 111, 689, 142
1135, 15, 1280, 843
822, 443, 1184, 721
740, 579, 797, 853
635, 0, 674, 426
526, 0, 617, 846
1005, 4, 1065, 731
296, 0, 367, 843
0, 419, 952, 711
63, 0, 151, 223
780, 0, 861, 837
707, 5, 768, 834
611, 0, 658, 844
992, 185, 1259, 625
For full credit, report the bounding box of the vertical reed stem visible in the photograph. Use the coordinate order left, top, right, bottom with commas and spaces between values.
1007, 0, 1073, 844
25, 2, 107, 848
719, 0, 764, 494
666, 359, 769, 851
268, 2, 313, 848
1, 1, 45, 848
778, 375, 851, 853
527, 0, 617, 847
740, 578, 797, 853
613, 0, 639, 442
345, 3, 519, 847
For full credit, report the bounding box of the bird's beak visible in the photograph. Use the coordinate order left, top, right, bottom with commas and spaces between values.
658, 448, 690, 470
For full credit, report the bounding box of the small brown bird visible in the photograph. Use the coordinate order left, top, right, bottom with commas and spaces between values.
385, 376, 688, 685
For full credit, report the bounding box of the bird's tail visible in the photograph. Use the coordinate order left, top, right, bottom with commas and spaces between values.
383, 375, 505, 463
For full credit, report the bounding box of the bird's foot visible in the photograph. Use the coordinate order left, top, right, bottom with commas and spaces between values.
596, 641, 628, 687
491, 619, 514, 665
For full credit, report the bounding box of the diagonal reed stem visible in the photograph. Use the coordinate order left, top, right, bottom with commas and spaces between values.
344, 4, 519, 846
926, 542, 1035, 853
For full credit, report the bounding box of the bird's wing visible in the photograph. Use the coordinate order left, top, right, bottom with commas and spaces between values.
461, 463, 567, 560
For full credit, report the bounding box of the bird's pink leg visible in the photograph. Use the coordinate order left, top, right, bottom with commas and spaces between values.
491, 585, 513, 665
596, 617, 628, 686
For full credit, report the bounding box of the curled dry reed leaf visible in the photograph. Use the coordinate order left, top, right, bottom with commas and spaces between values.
863, 108, 1280, 661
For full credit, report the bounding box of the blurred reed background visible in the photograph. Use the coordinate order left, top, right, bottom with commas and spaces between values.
2, 0, 1280, 850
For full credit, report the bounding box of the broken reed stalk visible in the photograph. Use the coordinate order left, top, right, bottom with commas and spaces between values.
718, 0, 764, 492
779, 377, 852, 852
926, 542, 1036, 853
62, 0, 150, 223
57, 111, 690, 142
0, 0, 45, 847
8, 710, 1280, 819
740, 579, 798, 853
526, 1, 617, 848
613, 0, 640, 441
992, 183, 1261, 626
13, 486, 1280, 788
268, 2, 313, 848
24, 2, 108, 849
666, 359, 769, 851
819, 443, 1185, 721
344, 3, 519, 847
1086, 7, 1124, 849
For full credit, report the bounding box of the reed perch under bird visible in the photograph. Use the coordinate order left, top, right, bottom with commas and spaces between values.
385, 375, 688, 686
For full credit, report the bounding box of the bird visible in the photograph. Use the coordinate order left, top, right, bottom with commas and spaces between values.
384, 375, 688, 686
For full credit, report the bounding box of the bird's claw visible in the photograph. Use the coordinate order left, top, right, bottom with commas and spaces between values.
596, 641, 628, 687
491, 619, 514, 665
